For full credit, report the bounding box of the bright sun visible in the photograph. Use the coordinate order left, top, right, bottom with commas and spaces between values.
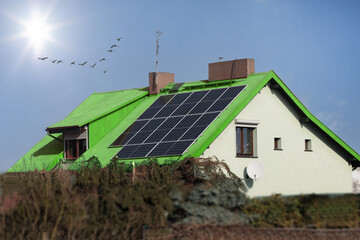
24, 17, 51, 48
6, 8, 59, 56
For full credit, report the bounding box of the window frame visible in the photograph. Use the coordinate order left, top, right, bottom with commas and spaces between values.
274, 137, 282, 150
65, 139, 87, 160
236, 127, 256, 157
63, 127, 88, 160
305, 139, 312, 151
235, 120, 259, 158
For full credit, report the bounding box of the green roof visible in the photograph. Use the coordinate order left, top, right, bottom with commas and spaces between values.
70, 72, 273, 168
48, 87, 148, 129
9, 133, 63, 172
11, 70, 360, 172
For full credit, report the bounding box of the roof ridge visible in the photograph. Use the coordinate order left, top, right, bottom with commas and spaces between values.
160, 71, 273, 94
248, 71, 271, 76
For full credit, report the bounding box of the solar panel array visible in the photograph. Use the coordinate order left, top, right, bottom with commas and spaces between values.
112, 85, 246, 159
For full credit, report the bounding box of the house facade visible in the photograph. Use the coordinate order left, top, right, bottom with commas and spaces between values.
10, 59, 359, 197
202, 83, 353, 197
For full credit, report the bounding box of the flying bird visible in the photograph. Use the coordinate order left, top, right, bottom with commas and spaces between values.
90, 63, 96, 68
52, 60, 57, 63
110, 44, 118, 48
100, 58, 106, 62
57, 60, 63, 64
107, 49, 113, 52
103, 70, 107, 74
78, 61, 87, 66
38, 57, 48, 60
70, 62, 75, 65
116, 37, 121, 41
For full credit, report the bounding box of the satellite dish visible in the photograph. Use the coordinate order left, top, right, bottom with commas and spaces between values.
246, 160, 264, 180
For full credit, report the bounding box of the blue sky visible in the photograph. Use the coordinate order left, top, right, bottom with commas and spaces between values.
0, 0, 359, 172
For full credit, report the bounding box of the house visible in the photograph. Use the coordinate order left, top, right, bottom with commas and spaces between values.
10, 59, 360, 197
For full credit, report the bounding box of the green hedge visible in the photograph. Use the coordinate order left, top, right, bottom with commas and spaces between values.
245, 194, 360, 228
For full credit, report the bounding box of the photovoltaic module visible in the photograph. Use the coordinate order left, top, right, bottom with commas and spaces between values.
111, 85, 246, 159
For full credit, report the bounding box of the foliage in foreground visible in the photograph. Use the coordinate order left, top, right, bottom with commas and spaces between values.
0, 157, 242, 239
1, 156, 360, 240
244, 194, 360, 229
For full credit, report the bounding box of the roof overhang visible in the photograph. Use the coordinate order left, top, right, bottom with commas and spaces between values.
46, 125, 86, 134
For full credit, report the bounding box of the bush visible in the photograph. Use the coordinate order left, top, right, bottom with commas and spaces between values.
0, 157, 242, 239
244, 194, 360, 229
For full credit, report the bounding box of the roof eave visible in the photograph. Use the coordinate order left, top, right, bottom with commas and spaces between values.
46, 125, 83, 134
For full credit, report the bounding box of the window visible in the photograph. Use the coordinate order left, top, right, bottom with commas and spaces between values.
65, 139, 87, 160
274, 137, 282, 150
305, 139, 312, 151
236, 127, 254, 156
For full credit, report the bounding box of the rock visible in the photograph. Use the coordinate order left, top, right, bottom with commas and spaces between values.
173, 203, 247, 225
169, 179, 249, 225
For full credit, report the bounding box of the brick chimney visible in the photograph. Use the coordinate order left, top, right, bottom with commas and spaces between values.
209, 58, 255, 81
148, 72, 175, 95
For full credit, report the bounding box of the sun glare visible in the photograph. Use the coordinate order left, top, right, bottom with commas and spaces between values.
5, 7, 60, 56
25, 17, 51, 47
21, 14, 54, 55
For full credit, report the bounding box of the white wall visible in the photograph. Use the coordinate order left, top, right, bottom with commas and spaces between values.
202, 84, 353, 197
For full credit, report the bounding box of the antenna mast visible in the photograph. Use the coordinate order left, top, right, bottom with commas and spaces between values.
155, 30, 163, 88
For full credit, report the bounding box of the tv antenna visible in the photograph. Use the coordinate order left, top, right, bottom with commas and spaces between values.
154, 30, 163, 89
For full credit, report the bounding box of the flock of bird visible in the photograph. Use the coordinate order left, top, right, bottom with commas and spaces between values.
37, 37, 122, 74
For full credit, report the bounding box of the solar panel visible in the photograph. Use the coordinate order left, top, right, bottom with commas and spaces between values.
162, 128, 188, 142
202, 88, 225, 101
176, 114, 202, 128
193, 112, 220, 127
145, 129, 169, 143
113, 85, 247, 159
180, 125, 207, 140
168, 92, 191, 105
128, 120, 149, 132
147, 142, 175, 157
189, 101, 213, 114
220, 85, 246, 99
184, 90, 209, 103
172, 102, 196, 116
154, 105, 178, 118
166, 141, 193, 155
111, 131, 136, 146
127, 131, 152, 145
141, 118, 165, 132
158, 116, 183, 130
115, 145, 139, 158
151, 95, 174, 107
207, 98, 233, 112
130, 144, 156, 158
138, 107, 162, 120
